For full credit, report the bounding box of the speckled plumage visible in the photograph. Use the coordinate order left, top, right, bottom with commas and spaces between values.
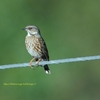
23, 25, 51, 74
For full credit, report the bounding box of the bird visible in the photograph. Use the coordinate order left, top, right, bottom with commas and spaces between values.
23, 25, 51, 74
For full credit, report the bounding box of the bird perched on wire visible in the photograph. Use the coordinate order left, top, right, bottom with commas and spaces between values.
23, 25, 51, 74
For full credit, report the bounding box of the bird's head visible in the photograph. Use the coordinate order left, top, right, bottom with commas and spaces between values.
23, 25, 40, 37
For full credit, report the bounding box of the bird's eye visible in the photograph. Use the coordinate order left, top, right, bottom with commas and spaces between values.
29, 27, 32, 30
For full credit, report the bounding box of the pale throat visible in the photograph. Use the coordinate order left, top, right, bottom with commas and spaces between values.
27, 31, 37, 36
27, 31, 41, 38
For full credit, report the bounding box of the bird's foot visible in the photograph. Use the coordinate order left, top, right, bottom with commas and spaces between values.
29, 58, 35, 69
30, 61, 34, 69
36, 58, 42, 67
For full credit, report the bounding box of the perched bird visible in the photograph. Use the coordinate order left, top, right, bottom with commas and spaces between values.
23, 25, 51, 74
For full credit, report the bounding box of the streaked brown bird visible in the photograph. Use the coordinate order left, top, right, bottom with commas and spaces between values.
23, 25, 51, 74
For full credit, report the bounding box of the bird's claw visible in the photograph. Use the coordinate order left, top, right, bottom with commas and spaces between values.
30, 61, 34, 69
36, 62, 39, 67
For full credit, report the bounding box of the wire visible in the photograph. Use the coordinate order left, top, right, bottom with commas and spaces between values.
0, 55, 100, 69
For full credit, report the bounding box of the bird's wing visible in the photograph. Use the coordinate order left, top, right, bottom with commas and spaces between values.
36, 38, 49, 60
33, 36, 49, 60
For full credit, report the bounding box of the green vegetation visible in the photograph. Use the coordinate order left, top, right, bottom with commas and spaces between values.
0, 0, 100, 100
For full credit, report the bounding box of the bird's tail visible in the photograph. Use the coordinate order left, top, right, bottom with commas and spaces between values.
44, 65, 51, 74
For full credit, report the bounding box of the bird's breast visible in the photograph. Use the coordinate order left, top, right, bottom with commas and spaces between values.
25, 36, 41, 58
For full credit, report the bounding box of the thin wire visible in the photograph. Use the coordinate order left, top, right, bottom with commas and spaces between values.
0, 55, 100, 69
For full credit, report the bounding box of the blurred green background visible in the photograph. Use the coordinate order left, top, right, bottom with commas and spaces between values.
0, 0, 100, 100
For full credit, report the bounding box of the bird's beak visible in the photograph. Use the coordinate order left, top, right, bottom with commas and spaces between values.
22, 28, 26, 30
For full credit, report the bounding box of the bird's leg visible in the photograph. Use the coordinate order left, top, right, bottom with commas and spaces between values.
30, 58, 35, 68
36, 58, 42, 67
